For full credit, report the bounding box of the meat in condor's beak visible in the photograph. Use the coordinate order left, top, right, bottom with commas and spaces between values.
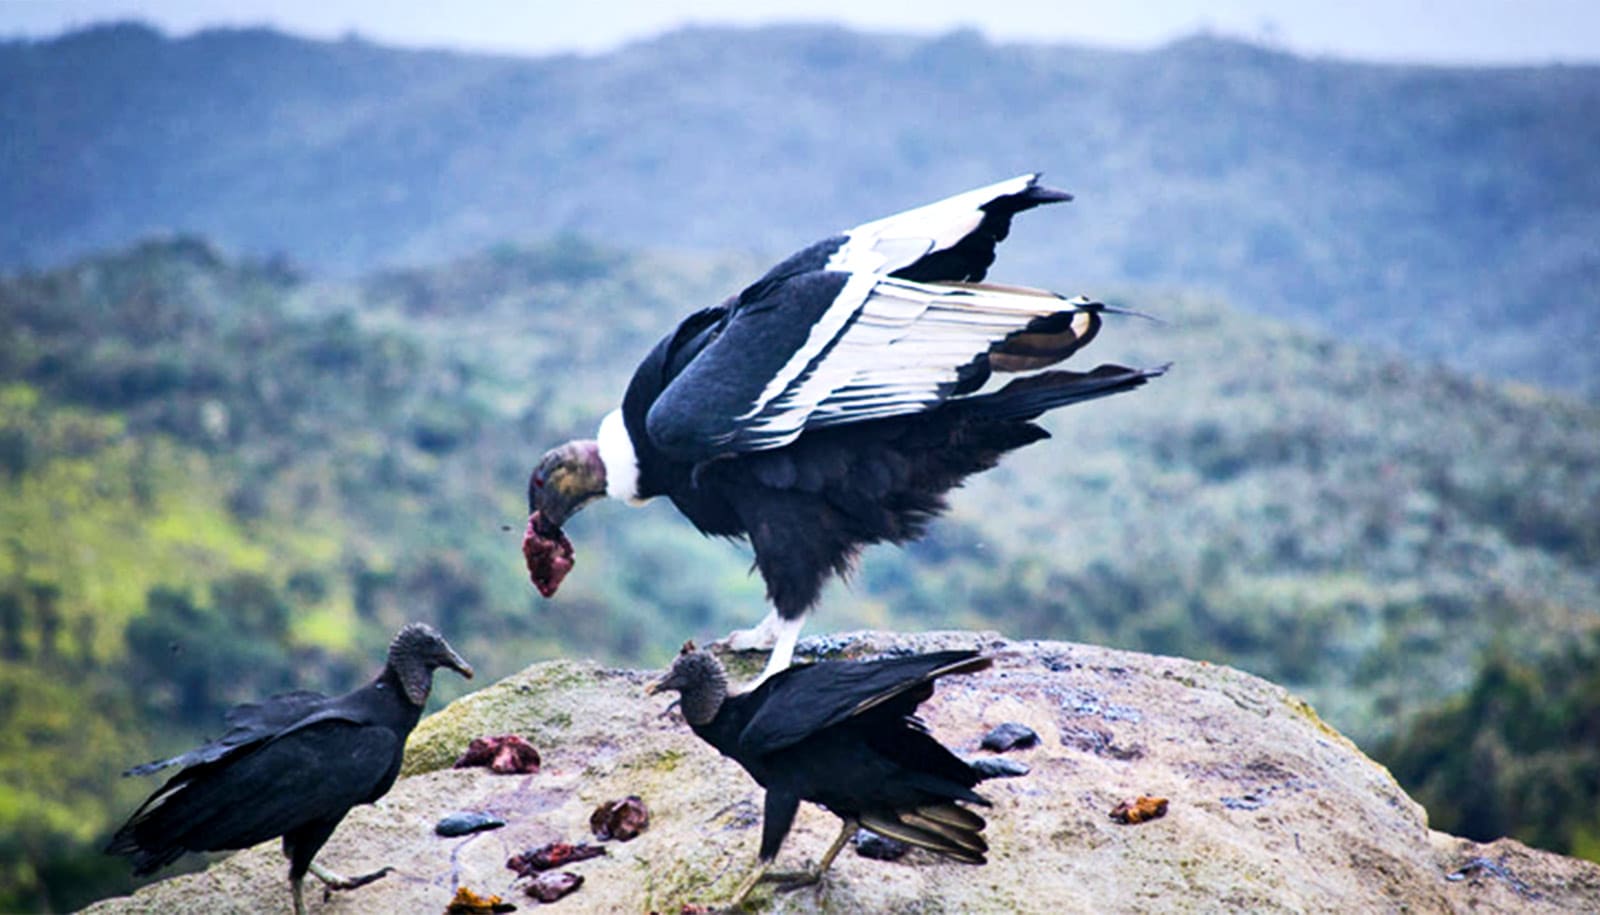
523, 440, 606, 597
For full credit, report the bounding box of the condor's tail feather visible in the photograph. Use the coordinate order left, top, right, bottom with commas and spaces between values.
963, 363, 1168, 424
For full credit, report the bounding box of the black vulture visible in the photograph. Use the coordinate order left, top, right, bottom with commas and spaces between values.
106, 622, 473, 914
524, 174, 1164, 683
649, 642, 993, 906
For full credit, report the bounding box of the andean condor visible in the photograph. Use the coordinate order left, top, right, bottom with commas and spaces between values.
524, 174, 1165, 683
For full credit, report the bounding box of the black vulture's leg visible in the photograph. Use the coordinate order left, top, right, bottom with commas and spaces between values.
725, 860, 770, 909
291, 874, 306, 915
307, 859, 393, 894
772, 818, 855, 892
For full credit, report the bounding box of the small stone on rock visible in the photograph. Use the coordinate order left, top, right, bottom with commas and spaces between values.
590, 795, 649, 841
435, 811, 506, 837
968, 756, 1030, 779
853, 828, 910, 861
980, 721, 1040, 752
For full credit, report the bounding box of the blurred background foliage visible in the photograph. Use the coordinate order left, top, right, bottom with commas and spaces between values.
1, 235, 1596, 909
0, 20, 1596, 912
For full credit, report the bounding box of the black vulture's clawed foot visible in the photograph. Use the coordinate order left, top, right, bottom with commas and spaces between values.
332, 865, 394, 891
769, 870, 823, 894
310, 861, 394, 900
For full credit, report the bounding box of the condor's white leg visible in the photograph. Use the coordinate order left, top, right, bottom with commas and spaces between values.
718, 610, 805, 687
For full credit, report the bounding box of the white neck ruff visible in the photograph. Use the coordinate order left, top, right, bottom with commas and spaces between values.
597, 408, 643, 503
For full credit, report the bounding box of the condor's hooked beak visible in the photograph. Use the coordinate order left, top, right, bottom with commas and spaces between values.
528, 439, 608, 532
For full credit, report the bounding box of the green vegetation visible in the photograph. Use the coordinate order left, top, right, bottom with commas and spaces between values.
0, 235, 1596, 909
1379, 635, 1600, 861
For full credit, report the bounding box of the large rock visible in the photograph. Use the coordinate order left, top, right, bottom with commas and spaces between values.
83, 631, 1600, 913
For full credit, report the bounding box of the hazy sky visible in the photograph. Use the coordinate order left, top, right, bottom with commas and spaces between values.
3, 0, 1598, 65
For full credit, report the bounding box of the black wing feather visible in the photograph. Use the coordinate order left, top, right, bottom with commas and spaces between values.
645, 271, 854, 462
737, 650, 985, 756
123, 690, 329, 777
108, 719, 401, 875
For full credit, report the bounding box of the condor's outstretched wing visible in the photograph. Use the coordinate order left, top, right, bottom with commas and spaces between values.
644, 272, 1113, 462
752, 172, 1071, 283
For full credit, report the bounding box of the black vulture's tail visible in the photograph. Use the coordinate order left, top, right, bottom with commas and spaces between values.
962, 363, 1168, 424
105, 820, 188, 877
860, 802, 989, 864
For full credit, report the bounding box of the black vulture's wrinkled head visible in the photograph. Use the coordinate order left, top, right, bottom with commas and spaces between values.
388, 622, 474, 707
649, 641, 728, 726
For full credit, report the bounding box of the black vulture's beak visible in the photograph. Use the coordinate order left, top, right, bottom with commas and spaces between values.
647, 671, 679, 696
529, 440, 608, 531
443, 645, 474, 680
647, 641, 695, 695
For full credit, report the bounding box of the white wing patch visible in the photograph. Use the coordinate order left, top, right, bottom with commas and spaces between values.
731, 277, 1093, 451
735, 271, 879, 423
826, 173, 1037, 275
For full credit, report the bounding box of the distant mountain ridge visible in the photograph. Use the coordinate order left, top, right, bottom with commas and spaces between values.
4, 21, 1599, 394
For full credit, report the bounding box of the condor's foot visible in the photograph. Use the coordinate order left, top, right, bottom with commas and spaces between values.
714, 610, 783, 652
713, 611, 805, 688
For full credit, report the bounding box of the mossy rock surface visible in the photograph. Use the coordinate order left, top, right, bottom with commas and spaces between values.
84, 631, 1600, 913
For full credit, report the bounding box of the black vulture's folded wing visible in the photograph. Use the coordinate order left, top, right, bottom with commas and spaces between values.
108, 718, 403, 872
123, 690, 328, 777
737, 650, 989, 756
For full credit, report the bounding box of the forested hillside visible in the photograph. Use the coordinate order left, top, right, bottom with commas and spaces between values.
2, 238, 1597, 909
3, 23, 1599, 393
